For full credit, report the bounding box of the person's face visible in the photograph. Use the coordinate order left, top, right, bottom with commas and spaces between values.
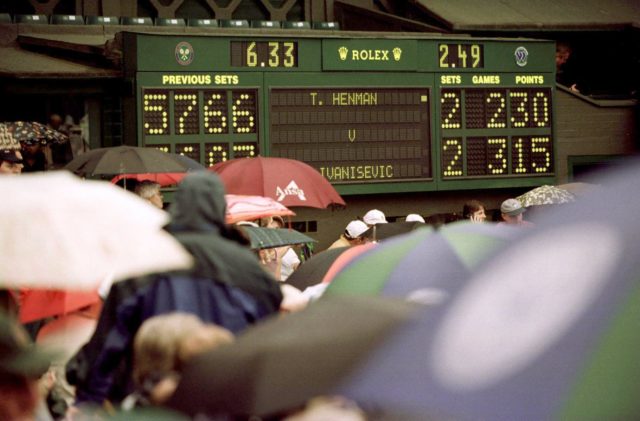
148, 189, 164, 209
502, 213, 523, 224
472, 208, 486, 221
267, 219, 283, 229
0, 152, 24, 175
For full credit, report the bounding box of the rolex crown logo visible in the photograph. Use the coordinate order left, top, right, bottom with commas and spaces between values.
338, 46, 349, 61
392, 47, 402, 61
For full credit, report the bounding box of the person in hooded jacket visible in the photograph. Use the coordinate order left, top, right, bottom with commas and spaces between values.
68, 172, 283, 408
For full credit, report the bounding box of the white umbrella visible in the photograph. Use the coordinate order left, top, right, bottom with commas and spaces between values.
0, 171, 193, 290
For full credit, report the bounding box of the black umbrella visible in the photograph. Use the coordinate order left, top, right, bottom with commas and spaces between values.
238, 226, 316, 250
285, 247, 350, 290
65, 145, 191, 176
167, 294, 418, 419
364, 221, 425, 242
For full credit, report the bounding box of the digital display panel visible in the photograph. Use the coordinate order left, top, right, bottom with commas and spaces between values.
141, 87, 259, 165
438, 44, 484, 68
440, 87, 553, 178
129, 33, 555, 193
230, 41, 298, 68
269, 87, 431, 183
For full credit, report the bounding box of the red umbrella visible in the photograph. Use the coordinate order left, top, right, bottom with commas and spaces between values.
111, 172, 186, 187
210, 157, 346, 209
225, 194, 295, 224
19, 288, 101, 324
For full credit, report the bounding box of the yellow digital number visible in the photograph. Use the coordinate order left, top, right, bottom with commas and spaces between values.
175, 93, 197, 135
510, 91, 529, 128
283, 42, 295, 67
458, 44, 467, 68
487, 138, 507, 174
513, 137, 527, 173
203, 92, 227, 134
143, 92, 168, 135
533, 91, 550, 127
439, 44, 449, 68
246, 42, 257, 67
471, 45, 481, 67
487, 92, 506, 128
268, 42, 279, 67
441, 91, 461, 129
232, 93, 255, 134
443, 138, 463, 176
532, 137, 551, 173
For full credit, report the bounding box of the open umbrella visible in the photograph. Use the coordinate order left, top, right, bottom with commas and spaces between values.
65, 145, 190, 176
210, 157, 346, 209
516, 185, 575, 207
335, 159, 640, 419
168, 294, 418, 419
363, 221, 425, 242
0, 122, 21, 150
327, 222, 518, 298
225, 194, 295, 224
19, 288, 101, 323
238, 226, 316, 250
0, 172, 193, 290
109, 154, 206, 186
4, 121, 69, 145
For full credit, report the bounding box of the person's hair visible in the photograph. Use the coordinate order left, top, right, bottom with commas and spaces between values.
462, 200, 485, 219
133, 313, 234, 387
260, 216, 284, 228
134, 180, 161, 200
133, 313, 203, 386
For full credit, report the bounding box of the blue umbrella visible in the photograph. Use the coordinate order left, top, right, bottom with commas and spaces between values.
336, 158, 640, 420
326, 221, 519, 300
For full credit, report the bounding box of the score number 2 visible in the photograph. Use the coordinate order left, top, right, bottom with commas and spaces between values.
439, 44, 483, 68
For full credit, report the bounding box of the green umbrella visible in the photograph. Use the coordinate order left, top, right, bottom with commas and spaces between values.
238, 226, 316, 250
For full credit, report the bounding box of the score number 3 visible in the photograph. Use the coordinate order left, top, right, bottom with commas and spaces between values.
246, 41, 296, 68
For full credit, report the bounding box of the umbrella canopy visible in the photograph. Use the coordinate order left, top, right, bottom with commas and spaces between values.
238, 226, 316, 250
168, 294, 418, 419
65, 145, 191, 176
363, 221, 425, 242
225, 194, 295, 224
109, 154, 207, 186
516, 185, 575, 207
0, 123, 21, 151
0, 172, 193, 290
336, 159, 640, 419
19, 289, 101, 323
210, 157, 346, 209
285, 244, 375, 291
3, 121, 69, 145
327, 222, 517, 298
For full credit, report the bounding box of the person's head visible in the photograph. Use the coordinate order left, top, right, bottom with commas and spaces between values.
462, 200, 486, 221
500, 198, 526, 224
261, 216, 284, 229
0, 150, 24, 175
405, 213, 425, 223
362, 209, 387, 226
556, 42, 572, 68
48, 114, 63, 130
133, 313, 233, 404
0, 312, 54, 419
135, 180, 163, 209
344, 220, 369, 245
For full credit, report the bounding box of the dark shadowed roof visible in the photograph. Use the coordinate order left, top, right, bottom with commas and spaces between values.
414, 0, 640, 31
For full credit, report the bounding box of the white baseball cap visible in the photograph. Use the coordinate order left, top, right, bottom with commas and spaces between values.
405, 213, 425, 223
345, 220, 369, 239
363, 209, 387, 225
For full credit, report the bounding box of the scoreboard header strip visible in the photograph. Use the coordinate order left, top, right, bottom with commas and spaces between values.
129, 33, 555, 73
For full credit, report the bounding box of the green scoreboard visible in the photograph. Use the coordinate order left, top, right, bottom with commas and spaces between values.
124, 32, 555, 194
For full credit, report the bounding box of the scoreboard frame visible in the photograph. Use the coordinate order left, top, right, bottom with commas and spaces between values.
123, 31, 556, 195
